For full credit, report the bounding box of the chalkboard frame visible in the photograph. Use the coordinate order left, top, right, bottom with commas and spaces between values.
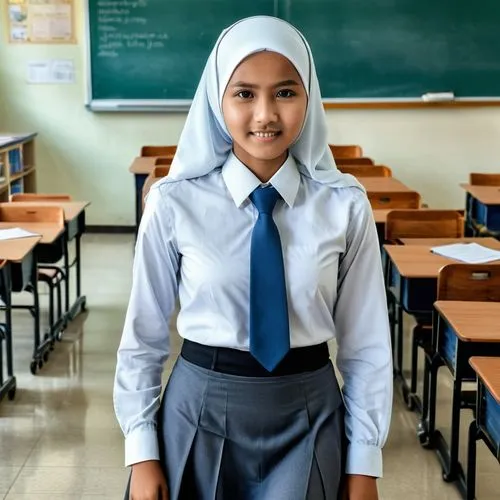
84, 0, 500, 112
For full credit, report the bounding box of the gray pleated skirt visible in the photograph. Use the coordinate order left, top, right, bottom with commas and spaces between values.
126, 355, 345, 500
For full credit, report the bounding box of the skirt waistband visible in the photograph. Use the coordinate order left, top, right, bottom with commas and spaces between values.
181, 339, 330, 377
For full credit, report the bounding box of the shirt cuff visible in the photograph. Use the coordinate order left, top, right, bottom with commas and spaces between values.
345, 443, 383, 478
125, 427, 160, 467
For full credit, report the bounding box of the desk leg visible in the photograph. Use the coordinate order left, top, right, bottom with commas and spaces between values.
464, 193, 474, 237
29, 254, 43, 375
64, 229, 70, 315
467, 420, 479, 500
0, 265, 16, 402
434, 364, 467, 490
67, 230, 87, 320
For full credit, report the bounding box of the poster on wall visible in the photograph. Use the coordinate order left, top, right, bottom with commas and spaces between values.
6, 0, 75, 44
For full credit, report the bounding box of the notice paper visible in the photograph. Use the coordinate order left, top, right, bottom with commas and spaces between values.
431, 243, 500, 264
27, 59, 75, 84
0, 227, 40, 241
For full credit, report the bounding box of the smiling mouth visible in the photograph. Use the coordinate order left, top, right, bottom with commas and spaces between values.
250, 131, 282, 140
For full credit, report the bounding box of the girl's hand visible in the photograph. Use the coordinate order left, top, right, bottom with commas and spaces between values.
342, 474, 379, 500
130, 460, 169, 500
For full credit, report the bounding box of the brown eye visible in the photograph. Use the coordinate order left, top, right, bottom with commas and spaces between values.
277, 89, 296, 98
236, 90, 253, 99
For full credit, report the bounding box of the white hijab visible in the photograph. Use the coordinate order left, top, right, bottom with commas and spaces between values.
164, 15, 362, 190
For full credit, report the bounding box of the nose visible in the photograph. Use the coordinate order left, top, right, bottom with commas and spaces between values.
254, 95, 278, 125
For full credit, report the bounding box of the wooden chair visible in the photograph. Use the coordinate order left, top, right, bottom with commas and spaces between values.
368, 191, 421, 210
329, 144, 362, 159
339, 165, 392, 177
0, 204, 66, 344
0, 205, 64, 225
155, 157, 173, 166
140, 145, 176, 157
11, 193, 72, 202
437, 264, 500, 302
335, 157, 374, 166
386, 210, 464, 242
469, 173, 500, 186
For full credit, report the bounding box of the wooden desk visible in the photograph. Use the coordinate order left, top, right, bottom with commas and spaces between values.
461, 184, 500, 205
435, 301, 500, 343
468, 357, 500, 499
384, 239, 500, 279
470, 357, 500, 402
427, 304, 500, 495
0, 235, 40, 398
384, 238, 500, 421
8, 200, 89, 322
360, 177, 414, 193
461, 183, 500, 234
0, 236, 40, 263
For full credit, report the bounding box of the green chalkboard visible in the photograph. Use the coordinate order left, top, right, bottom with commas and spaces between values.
86, 0, 500, 110
87, 0, 276, 109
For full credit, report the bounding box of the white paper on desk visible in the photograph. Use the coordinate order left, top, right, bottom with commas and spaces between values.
0, 228, 40, 241
431, 243, 500, 264
0, 136, 17, 147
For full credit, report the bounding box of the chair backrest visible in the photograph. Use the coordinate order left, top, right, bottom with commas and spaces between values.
10, 193, 72, 202
0, 204, 64, 226
437, 264, 500, 301
386, 210, 464, 241
469, 173, 500, 186
140, 145, 177, 157
339, 165, 392, 177
153, 166, 169, 178
368, 191, 421, 210
335, 157, 374, 166
329, 144, 363, 159
155, 157, 173, 166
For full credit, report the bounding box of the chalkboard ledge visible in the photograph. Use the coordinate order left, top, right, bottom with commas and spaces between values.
85, 98, 500, 112
86, 100, 192, 112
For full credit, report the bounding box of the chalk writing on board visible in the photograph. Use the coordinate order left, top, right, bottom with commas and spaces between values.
96, 0, 169, 58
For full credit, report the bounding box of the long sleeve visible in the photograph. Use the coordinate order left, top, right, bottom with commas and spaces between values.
333, 191, 393, 478
113, 185, 180, 467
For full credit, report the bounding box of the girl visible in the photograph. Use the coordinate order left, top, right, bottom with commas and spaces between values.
114, 15, 392, 500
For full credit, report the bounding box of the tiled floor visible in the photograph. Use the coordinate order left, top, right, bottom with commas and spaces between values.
0, 234, 498, 499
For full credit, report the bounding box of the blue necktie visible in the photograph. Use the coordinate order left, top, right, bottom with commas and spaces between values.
249, 186, 290, 371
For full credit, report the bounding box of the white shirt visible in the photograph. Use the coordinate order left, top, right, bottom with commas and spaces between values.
114, 152, 393, 477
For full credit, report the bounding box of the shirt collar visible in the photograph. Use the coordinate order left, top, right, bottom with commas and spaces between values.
222, 151, 300, 208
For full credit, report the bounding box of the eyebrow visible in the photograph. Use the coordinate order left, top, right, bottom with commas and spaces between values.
230, 79, 301, 89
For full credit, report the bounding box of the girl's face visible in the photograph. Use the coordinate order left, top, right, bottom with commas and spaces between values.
222, 51, 307, 179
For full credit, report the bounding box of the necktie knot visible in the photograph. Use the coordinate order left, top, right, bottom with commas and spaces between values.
250, 186, 280, 215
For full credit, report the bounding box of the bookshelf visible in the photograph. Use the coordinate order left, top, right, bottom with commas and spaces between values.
0, 134, 38, 202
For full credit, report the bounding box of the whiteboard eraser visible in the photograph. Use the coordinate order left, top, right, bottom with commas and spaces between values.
422, 92, 455, 102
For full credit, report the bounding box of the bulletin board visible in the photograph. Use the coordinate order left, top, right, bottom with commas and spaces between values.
5, 0, 75, 44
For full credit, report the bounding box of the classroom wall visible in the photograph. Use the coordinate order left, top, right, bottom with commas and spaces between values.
1, 4, 500, 226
